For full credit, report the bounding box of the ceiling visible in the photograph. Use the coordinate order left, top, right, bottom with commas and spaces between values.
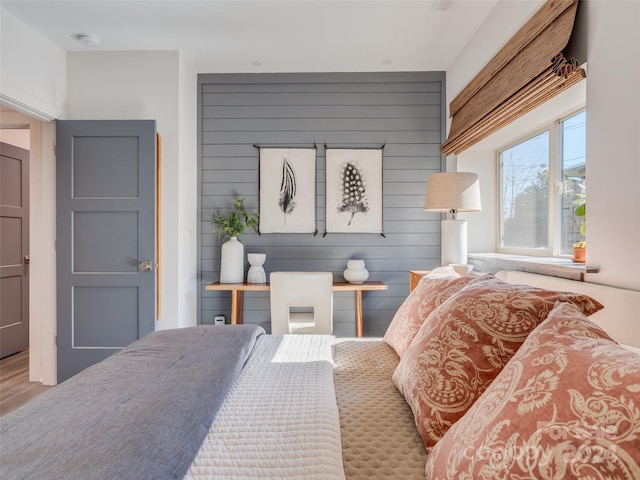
2, 0, 500, 73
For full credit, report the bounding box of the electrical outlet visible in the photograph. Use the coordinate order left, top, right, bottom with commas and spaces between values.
214, 315, 225, 325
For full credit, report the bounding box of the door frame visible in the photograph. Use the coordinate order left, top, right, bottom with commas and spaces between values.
1, 110, 57, 385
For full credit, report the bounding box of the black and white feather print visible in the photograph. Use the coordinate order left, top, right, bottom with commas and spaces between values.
279, 157, 296, 224
338, 161, 368, 225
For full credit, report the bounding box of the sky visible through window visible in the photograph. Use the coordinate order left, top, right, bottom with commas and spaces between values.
563, 111, 587, 171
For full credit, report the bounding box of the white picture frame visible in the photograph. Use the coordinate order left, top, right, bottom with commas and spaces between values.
325, 148, 383, 233
259, 148, 316, 233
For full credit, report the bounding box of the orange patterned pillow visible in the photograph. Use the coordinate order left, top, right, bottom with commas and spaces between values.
393, 274, 604, 448
425, 301, 640, 479
384, 268, 474, 357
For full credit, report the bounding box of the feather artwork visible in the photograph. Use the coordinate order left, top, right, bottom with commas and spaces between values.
279, 158, 296, 224
338, 161, 369, 225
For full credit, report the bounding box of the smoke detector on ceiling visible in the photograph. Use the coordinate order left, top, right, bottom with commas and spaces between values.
431, 0, 453, 12
73, 33, 100, 48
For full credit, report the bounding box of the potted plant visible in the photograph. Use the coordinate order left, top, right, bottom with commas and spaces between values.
572, 192, 586, 263
572, 240, 586, 263
211, 197, 259, 240
211, 197, 259, 283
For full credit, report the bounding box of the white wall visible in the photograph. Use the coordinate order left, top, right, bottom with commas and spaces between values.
0, 8, 66, 119
66, 51, 197, 330
177, 56, 198, 327
456, 149, 496, 253
584, 0, 640, 290
448, 0, 640, 292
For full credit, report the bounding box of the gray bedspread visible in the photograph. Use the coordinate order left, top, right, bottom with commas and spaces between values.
0, 324, 264, 480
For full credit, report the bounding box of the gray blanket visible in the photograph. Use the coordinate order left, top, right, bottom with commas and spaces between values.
0, 325, 264, 480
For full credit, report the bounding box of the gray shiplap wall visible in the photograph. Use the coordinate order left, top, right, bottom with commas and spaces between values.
198, 72, 445, 336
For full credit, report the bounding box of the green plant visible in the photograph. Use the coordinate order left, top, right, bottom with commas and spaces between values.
573, 191, 586, 236
211, 197, 259, 240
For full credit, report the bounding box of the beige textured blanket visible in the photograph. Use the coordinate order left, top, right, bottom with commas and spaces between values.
334, 339, 428, 479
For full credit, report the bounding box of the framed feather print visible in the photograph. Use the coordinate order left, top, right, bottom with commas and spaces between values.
259, 148, 316, 233
325, 148, 383, 233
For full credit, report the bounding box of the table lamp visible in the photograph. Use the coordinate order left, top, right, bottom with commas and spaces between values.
424, 172, 481, 266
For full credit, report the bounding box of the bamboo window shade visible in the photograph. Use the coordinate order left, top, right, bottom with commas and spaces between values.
441, 0, 585, 156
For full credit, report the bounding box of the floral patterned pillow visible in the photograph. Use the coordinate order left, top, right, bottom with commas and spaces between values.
393, 274, 604, 449
383, 268, 474, 357
425, 301, 640, 479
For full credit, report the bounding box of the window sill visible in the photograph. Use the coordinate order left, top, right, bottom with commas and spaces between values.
467, 253, 599, 282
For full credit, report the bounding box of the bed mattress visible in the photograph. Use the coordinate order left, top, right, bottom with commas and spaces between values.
185, 334, 345, 479
334, 338, 428, 479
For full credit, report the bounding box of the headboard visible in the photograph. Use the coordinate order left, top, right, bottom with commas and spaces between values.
496, 271, 640, 348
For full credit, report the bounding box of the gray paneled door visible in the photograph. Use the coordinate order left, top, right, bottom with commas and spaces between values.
0, 142, 30, 358
56, 120, 156, 383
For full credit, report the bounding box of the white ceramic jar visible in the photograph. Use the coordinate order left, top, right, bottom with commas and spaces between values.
343, 259, 369, 284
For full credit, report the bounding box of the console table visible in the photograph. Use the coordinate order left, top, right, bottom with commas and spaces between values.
205, 280, 387, 337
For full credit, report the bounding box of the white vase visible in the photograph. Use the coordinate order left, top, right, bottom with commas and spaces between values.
247, 253, 267, 284
343, 259, 369, 284
220, 237, 244, 283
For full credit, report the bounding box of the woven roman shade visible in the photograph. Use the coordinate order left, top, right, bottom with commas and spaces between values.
441, 0, 585, 156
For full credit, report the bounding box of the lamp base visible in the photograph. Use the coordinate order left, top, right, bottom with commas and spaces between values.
441, 219, 467, 266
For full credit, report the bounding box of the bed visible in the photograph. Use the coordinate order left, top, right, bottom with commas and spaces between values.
1, 269, 639, 479
0, 327, 344, 480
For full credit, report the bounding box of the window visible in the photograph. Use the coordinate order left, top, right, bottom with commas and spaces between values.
560, 111, 586, 254
498, 110, 586, 256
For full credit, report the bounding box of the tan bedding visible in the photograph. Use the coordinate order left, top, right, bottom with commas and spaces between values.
334, 339, 427, 479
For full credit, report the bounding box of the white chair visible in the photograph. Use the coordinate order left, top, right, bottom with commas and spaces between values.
269, 272, 333, 334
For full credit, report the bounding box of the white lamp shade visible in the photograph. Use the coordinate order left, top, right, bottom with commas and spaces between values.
424, 172, 481, 212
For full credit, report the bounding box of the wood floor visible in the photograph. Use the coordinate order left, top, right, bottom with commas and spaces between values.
0, 349, 52, 416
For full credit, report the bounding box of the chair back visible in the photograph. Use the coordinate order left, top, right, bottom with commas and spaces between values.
270, 272, 333, 334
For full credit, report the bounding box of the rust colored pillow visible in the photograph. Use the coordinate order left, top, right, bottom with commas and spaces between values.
425, 301, 640, 479
383, 268, 474, 357
393, 274, 604, 448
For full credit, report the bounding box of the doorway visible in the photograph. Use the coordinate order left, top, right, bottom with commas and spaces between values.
0, 130, 30, 359
1, 107, 57, 386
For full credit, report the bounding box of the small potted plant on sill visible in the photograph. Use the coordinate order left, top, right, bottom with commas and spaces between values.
572, 240, 586, 263
572, 191, 586, 263
211, 197, 259, 283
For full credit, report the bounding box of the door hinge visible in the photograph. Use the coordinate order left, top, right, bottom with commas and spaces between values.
54, 335, 57, 346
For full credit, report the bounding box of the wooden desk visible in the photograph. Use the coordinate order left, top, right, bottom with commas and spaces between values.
205, 280, 387, 337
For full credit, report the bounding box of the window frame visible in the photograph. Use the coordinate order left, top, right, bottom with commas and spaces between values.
496, 107, 585, 257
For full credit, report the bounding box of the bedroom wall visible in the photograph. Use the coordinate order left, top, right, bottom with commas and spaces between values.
199, 71, 445, 336
583, 0, 640, 291
0, 8, 66, 119
177, 56, 199, 328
